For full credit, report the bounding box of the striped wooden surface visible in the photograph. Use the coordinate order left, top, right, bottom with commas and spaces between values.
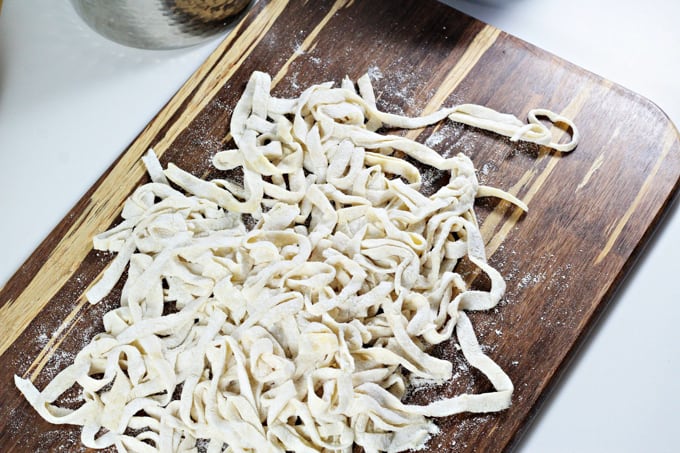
1, 0, 679, 451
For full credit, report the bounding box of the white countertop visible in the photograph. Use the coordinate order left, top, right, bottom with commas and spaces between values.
1, 1, 678, 451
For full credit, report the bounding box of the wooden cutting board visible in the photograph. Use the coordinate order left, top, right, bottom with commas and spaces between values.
1, 0, 679, 451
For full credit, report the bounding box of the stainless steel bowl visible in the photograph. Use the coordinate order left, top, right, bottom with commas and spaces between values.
70, 0, 253, 50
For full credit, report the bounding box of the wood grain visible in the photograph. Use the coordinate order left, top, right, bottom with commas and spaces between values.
1, 0, 679, 451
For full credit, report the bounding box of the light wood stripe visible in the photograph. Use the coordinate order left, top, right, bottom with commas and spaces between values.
479, 168, 536, 248
483, 86, 592, 257
22, 258, 104, 380
594, 124, 678, 264
576, 125, 619, 192
271, 0, 354, 87
576, 152, 606, 191
27, 295, 90, 381
420, 25, 500, 116
404, 24, 501, 140
0, 1, 286, 358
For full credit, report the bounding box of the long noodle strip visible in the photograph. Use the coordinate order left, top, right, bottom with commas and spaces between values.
16, 71, 577, 453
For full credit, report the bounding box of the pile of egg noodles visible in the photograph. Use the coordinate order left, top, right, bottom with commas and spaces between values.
16, 71, 577, 452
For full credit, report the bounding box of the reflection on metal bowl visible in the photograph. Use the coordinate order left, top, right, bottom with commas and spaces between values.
70, 0, 253, 50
